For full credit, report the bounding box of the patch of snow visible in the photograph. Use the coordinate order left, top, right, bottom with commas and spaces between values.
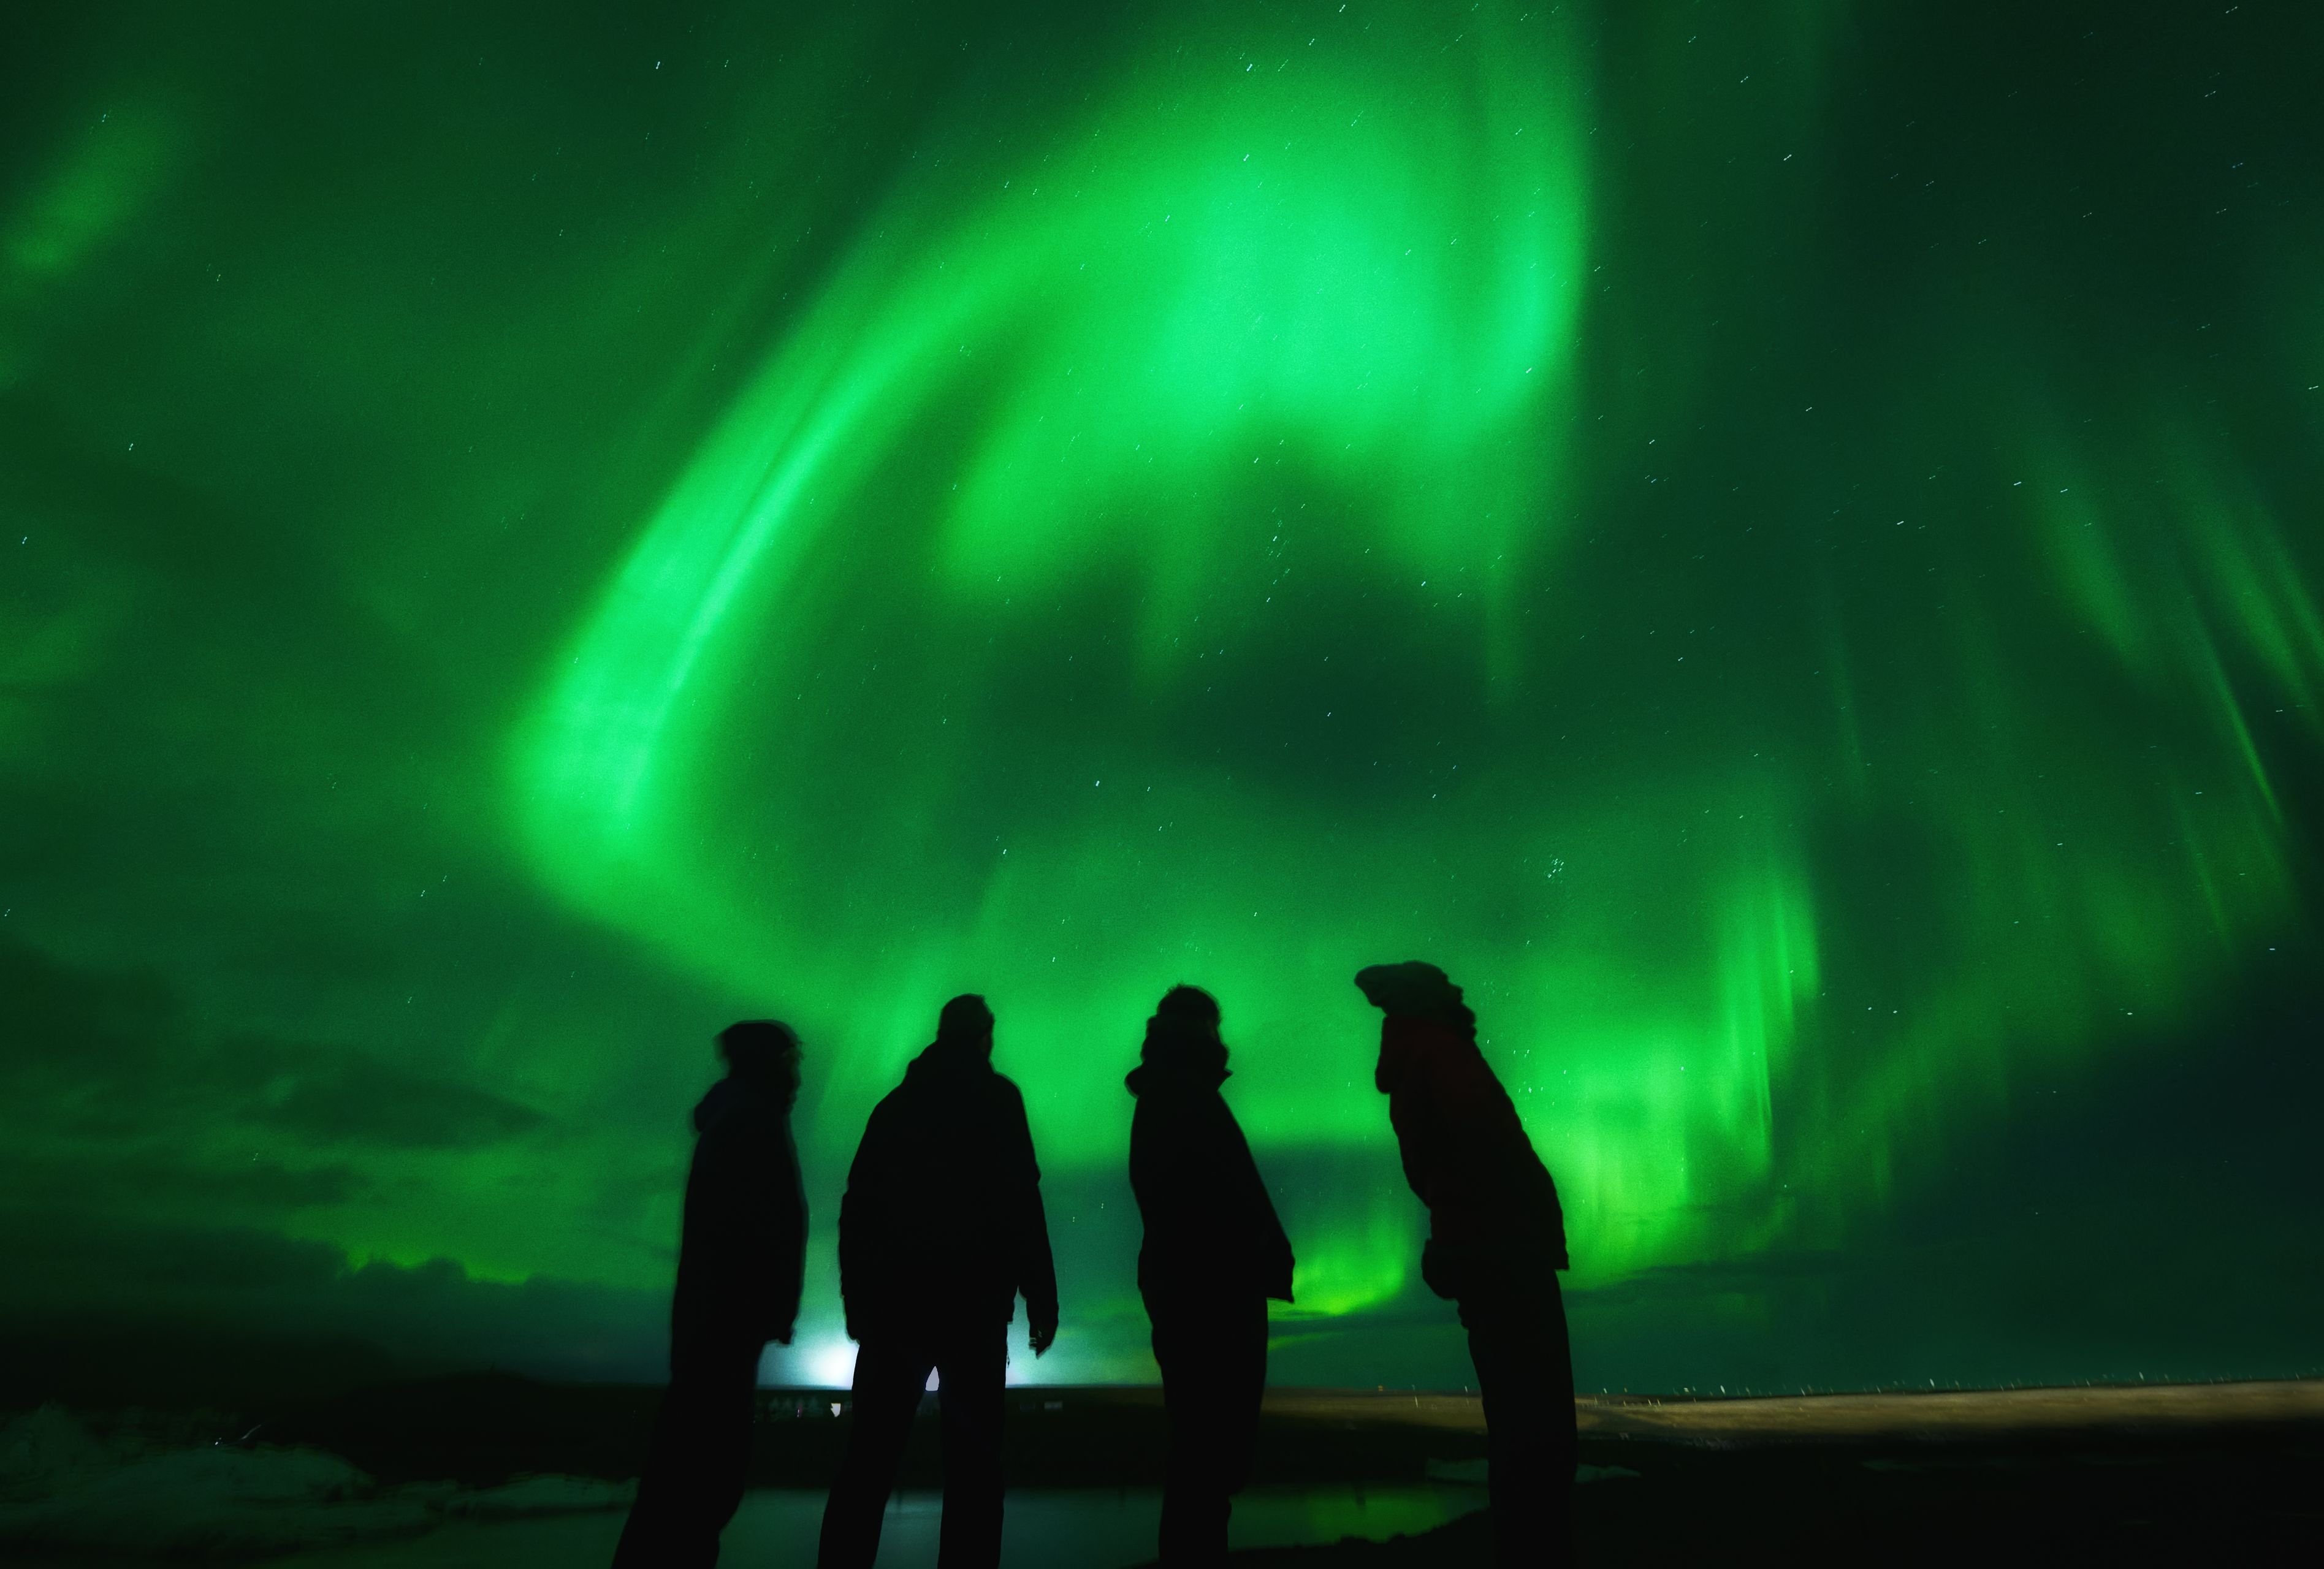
0, 1408, 633, 1560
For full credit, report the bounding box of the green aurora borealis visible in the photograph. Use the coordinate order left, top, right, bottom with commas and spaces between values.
4, 1, 2320, 1395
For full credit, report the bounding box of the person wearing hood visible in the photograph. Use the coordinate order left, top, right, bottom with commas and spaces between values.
818, 994, 1058, 1569
1355, 962, 1574, 1568
613, 1019, 808, 1568
1127, 984, 1295, 1565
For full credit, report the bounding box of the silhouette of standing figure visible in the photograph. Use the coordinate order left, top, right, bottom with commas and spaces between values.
613, 1020, 807, 1568
1127, 984, 1296, 1565
818, 994, 1059, 1569
1355, 963, 1575, 1568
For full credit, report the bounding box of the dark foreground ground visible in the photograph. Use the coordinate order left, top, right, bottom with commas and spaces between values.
3, 1378, 2318, 1564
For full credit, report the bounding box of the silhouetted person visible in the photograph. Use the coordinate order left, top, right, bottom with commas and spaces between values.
1127, 984, 1296, 1565
1356, 962, 1574, 1568
613, 1020, 808, 1568
818, 994, 1059, 1569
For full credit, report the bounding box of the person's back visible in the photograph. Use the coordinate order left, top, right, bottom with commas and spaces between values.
1127, 985, 1293, 1565
819, 995, 1057, 1569
1128, 990, 1293, 1307
1374, 1009, 1566, 1297
675, 1065, 809, 1348
614, 1021, 807, 1569
841, 1031, 1055, 1338
1358, 962, 1574, 1569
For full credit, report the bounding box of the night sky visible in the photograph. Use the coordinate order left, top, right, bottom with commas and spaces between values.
4, 1, 2319, 1398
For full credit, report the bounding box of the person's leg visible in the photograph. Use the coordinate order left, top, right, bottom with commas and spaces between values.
1153, 1301, 1235, 1565
612, 1374, 694, 1567
1151, 1307, 1200, 1564
1218, 1293, 1270, 1500
614, 1333, 760, 1568
817, 1335, 934, 1569
1536, 1276, 1577, 1557
696, 1337, 764, 1559
1461, 1277, 1576, 1568
933, 1320, 1009, 1569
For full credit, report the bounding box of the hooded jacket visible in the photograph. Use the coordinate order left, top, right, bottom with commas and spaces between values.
838, 1037, 1059, 1340
1126, 1017, 1295, 1307
672, 1068, 808, 1347
1375, 1014, 1568, 1296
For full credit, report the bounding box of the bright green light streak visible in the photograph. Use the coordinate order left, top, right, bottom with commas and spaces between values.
516, 7, 1604, 1310
506, 3, 2320, 1320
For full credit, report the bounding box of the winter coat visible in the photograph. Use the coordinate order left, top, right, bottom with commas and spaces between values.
671, 1069, 807, 1347
838, 1038, 1059, 1340
1374, 1014, 1568, 1298
1126, 1022, 1295, 1309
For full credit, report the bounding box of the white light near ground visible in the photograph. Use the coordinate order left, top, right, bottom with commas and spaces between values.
798, 1337, 858, 1390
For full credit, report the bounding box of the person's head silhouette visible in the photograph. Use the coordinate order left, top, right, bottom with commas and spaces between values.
718, 1019, 803, 1090
1134, 983, 1229, 1084
1354, 962, 1477, 1038
937, 993, 996, 1058
1154, 983, 1222, 1041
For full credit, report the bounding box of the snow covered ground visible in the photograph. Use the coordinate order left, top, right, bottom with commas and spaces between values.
0, 1406, 631, 1562
0, 1404, 1481, 1565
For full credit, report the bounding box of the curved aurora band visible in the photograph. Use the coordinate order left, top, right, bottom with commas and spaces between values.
508, 0, 2321, 1375
0, 0, 2316, 1396
520, 6, 1598, 1329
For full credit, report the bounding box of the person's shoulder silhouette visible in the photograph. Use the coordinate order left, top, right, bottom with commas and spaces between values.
820, 995, 1059, 1569
839, 994, 1057, 1342
676, 1019, 808, 1345
1356, 962, 1567, 1281
1126, 984, 1295, 1304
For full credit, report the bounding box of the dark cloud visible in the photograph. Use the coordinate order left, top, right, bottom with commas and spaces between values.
0, 1209, 666, 1404
1, 935, 544, 1153
213, 1031, 545, 1149
0, 1148, 360, 1219
0, 933, 657, 1400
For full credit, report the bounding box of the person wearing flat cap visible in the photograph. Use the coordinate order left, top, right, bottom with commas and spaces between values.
1356, 962, 1574, 1568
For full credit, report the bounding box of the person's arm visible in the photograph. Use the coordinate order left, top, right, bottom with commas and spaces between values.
1224, 1106, 1295, 1302
715, 1101, 809, 1347
1127, 1096, 1160, 1225
1542, 1169, 1570, 1271
836, 1107, 890, 1342
1130, 1094, 1195, 1258
1387, 1060, 1444, 1211
1006, 1084, 1060, 1353
1524, 1145, 1571, 1272
764, 1120, 807, 1343
1474, 1062, 1570, 1272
